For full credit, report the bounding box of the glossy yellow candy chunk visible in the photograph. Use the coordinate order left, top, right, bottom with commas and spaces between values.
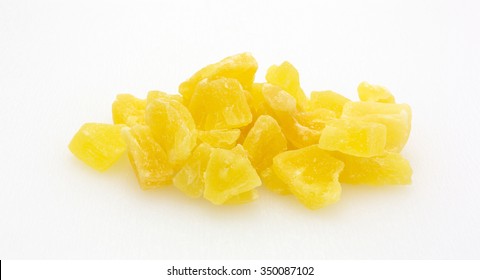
204, 146, 261, 205
358, 82, 395, 103
179, 52, 258, 105
197, 129, 240, 149
260, 167, 290, 195
266, 61, 308, 111
173, 143, 213, 198
273, 145, 344, 209
112, 94, 146, 126
69, 123, 126, 171
121, 125, 174, 189
145, 98, 197, 166
147, 90, 184, 104
308, 91, 350, 118
333, 152, 412, 185
243, 115, 287, 171
319, 118, 387, 157
342, 101, 411, 152
295, 108, 336, 131
189, 78, 252, 130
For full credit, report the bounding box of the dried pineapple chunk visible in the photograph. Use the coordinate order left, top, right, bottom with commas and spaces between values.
295, 108, 336, 131
145, 98, 197, 166
319, 118, 387, 157
69, 123, 126, 171
179, 52, 258, 105
308, 91, 350, 118
333, 152, 412, 185
266, 61, 308, 111
204, 147, 261, 205
273, 145, 344, 209
342, 101, 411, 152
358, 82, 395, 103
189, 77, 252, 130
122, 125, 174, 189
112, 94, 146, 126
224, 189, 259, 205
197, 129, 240, 149
147, 90, 184, 104
260, 167, 290, 195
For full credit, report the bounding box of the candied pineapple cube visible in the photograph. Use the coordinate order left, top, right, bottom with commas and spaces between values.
260, 167, 290, 195
266, 61, 308, 111
204, 146, 261, 205
112, 94, 147, 126
197, 129, 240, 149
273, 145, 344, 209
308, 91, 350, 118
179, 52, 258, 105
357, 82, 395, 103
145, 98, 197, 166
319, 118, 387, 157
224, 189, 259, 205
295, 108, 336, 131
333, 152, 412, 185
121, 125, 174, 189
69, 123, 126, 171
147, 90, 184, 104
189, 77, 252, 130
342, 101, 411, 152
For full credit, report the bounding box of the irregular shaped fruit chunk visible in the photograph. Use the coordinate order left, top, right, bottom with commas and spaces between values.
333, 152, 412, 185
295, 108, 336, 131
224, 189, 259, 205
69, 123, 126, 171
243, 115, 287, 171
319, 119, 387, 157
204, 147, 261, 205
273, 145, 344, 209
179, 52, 258, 105
197, 129, 240, 149
121, 125, 174, 189
145, 98, 197, 166
173, 143, 213, 198
308, 91, 350, 118
266, 61, 308, 111
358, 82, 395, 103
189, 78, 252, 130
260, 167, 290, 195
147, 90, 183, 104
112, 94, 146, 126
342, 101, 411, 152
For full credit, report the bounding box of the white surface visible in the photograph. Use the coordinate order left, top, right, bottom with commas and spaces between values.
1, 0, 479, 259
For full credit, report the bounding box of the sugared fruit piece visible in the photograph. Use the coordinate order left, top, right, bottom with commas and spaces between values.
197, 129, 240, 149
357, 82, 395, 103
266, 61, 308, 111
308, 91, 350, 117
112, 94, 146, 126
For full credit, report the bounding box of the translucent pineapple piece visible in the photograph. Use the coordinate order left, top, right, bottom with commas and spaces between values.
173, 143, 213, 198
260, 167, 290, 195
204, 147, 261, 205
243, 115, 287, 171
224, 189, 259, 205
273, 145, 344, 209
333, 152, 412, 185
262, 84, 321, 148
197, 129, 241, 149
319, 118, 387, 157
189, 77, 252, 130
342, 101, 411, 152
69, 123, 126, 171
295, 108, 336, 131
266, 61, 308, 111
112, 94, 146, 126
121, 125, 174, 189
357, 82, 395, 103
147, 90, 183, 104
179, 52, 258, 105
145, 98, 197, 166
308, 91, 350, 118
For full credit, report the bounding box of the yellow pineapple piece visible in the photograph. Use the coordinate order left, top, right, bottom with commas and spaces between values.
224, 189, 259, 205
358, 82, 395, 103
295, 108, 336, 131
173, 143, 213, 198
145, 98, 197, 166
204, 147, 261, 205
260, 167, 290, 195
273, 145, 344, 209
333, 152, 412, 185
243, 115, 287, 171
308, 91, 350, 118
147, 90, 183, 104
319, 118, 387, 157
112, 94, 146, 126
121, 125, 174, 189
179, 52, 258, 105
69, 123, 126, 171
197, 129, 241, 149
262, 84, 321, 148
189, 77, 252, 130
266, 61, 308, 111
342, 101, 411, 152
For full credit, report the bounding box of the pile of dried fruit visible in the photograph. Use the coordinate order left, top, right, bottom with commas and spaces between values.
69, 53, 412, 210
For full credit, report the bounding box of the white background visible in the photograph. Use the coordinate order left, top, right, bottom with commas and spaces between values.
1, 0, 479, 259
